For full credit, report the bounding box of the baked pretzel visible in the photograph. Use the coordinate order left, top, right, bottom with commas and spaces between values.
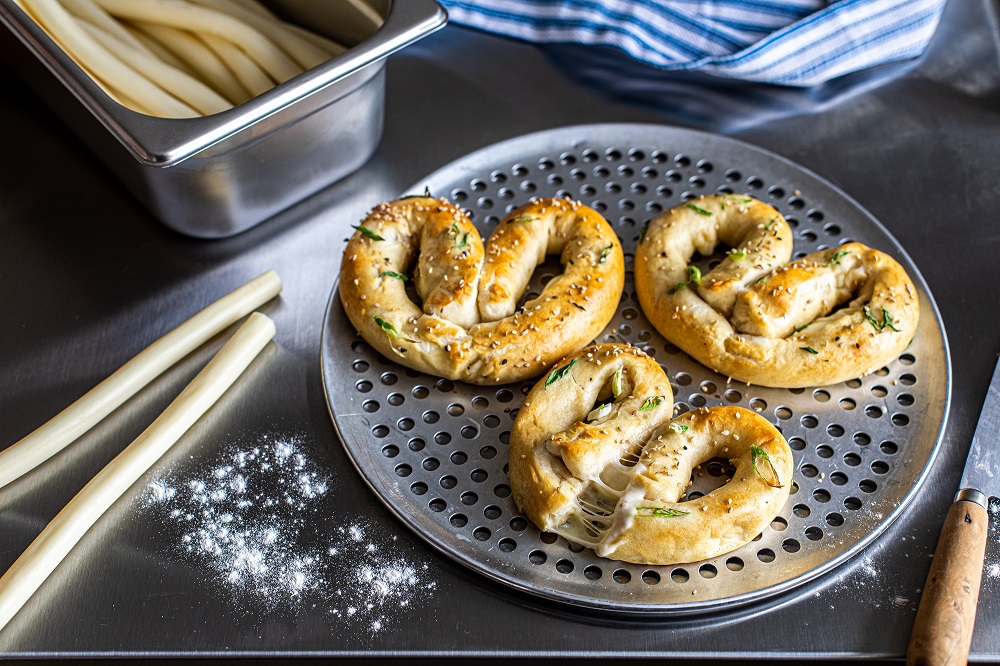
634, 194, 919, 387
339, 196, 624, 384
510, 344, 793, 565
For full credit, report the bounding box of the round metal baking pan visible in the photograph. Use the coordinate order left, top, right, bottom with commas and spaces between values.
321, 123, 950, 615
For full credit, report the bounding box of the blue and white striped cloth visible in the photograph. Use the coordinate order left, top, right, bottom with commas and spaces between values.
436, 0, 949, 86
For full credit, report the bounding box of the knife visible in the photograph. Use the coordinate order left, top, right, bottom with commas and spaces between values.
907, 355, 1000, 666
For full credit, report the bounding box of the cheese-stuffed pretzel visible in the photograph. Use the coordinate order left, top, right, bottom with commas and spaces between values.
510, 344, 793, 565
339, 196, 624, 384
634, 194, 919, 388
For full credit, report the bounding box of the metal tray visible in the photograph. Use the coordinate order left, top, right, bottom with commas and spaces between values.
320, 123, 950, 615
0, 0, 446, 238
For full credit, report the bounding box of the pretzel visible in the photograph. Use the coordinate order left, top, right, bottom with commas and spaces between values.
509, 344, 792, 565
339, 196, 624, 384
634, 194, 919, 388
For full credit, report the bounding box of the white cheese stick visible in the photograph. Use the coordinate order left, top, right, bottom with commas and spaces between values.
198, 32, 273, 97
122, 22, 199, 77
59, 0, 155, 58
0, 270, 282, 489
80, 20, 230, 115
129, 21, 250, 105
189, 0, 333, 69
0, 312, 276, 634
18, 0, 197, 117
91, 0, 301, 83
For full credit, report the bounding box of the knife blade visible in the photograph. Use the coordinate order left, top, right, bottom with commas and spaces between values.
908, 354, 999, 666
958, 356, 1000, 505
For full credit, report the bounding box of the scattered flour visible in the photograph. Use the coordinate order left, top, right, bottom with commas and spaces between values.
141, 434, 435, 633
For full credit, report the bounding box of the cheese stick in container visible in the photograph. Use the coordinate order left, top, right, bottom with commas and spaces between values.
13, 0, 359, 117
0, 270, 281, 489
0, 312, 276, 633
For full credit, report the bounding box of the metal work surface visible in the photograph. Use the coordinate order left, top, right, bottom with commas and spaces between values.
1, 0, 999, 660
322, 124, 949, 615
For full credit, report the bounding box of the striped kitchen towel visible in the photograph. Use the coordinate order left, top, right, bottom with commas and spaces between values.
436, 0, 949, 86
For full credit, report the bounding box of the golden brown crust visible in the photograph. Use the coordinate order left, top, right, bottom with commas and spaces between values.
339, 197, 624, 384
635, 194, 919, 387
510, 344, 793, 565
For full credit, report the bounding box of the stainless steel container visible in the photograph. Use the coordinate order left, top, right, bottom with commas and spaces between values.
0, 0, 446, 238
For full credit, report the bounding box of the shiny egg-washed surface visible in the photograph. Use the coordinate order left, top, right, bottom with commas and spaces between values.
320, 124, 950, 615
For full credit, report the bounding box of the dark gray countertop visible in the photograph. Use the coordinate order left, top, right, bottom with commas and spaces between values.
1, 0, 999, 660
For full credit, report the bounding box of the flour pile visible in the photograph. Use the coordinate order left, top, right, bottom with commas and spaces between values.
142, 434, 435, 632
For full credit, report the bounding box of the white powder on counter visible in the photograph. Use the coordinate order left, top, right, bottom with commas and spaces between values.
141, 433, 435, 633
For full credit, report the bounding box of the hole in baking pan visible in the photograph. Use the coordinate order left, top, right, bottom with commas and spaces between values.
613, 569, 632, 584
804, 527, 824, 541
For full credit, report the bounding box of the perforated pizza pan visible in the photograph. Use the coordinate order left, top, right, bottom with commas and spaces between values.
321, 123, 950, 615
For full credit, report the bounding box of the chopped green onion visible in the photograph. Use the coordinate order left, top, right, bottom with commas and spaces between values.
612, 366, 624, 398
640, 396, 664, 411
587, 402, 613, 422
751, 445, 782, 488
636, 506, 690, 518
514, 215, 533, 225
828, 250, 850, 266
571, 302, 586, 311
352, 225, 383, 241
686, 203, 712, 216
764, 218, 775, 231
800, 346, 819, 354
729, 250, 746, 261
667, 423, 689, 434
545, 358, 578, 387
598, 244, 613, 264
756, 275, 769, 285
670, 265, 702, 294
883, 309, 900, 332
454, 232, 469, 249
374, 316, 398, 336
380, 271, 408, 281
864, 305, 900, 333
794, 323, 809, 333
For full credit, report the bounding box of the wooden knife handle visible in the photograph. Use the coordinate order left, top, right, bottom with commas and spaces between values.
907, 499, 989, 666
